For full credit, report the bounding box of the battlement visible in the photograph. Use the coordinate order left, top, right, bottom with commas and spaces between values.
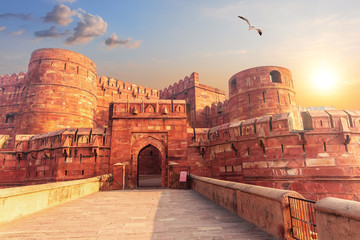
206, 109, 360, 144
98, 75, 159, 98
302, 109, 360, 131
159, 72, 199, 99
0, 72, 26, 86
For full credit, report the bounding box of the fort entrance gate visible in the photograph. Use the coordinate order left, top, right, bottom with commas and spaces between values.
137, 145, 162, 187
131, 135, 167, 188
109, 99, 188, 189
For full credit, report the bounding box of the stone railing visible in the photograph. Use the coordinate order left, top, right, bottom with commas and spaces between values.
315, 197, 360, 239
0, 175, 109, 223
190, 174, 303, 240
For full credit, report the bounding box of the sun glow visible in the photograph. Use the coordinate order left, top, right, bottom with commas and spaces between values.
312, 69, 338, 93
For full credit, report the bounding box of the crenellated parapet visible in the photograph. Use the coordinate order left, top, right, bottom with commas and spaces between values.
97, 75, 159, 99
95, 75, 159, 127
207, 100, 230, 127
159, 72, 199, 99
0, 72, 27, 102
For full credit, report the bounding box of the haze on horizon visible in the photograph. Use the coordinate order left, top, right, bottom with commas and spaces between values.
1, 0, 359, 110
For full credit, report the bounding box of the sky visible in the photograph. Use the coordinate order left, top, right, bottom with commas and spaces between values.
1, 0, 360, 110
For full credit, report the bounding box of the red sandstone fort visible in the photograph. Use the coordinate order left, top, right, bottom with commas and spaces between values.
1, 48, 359, 201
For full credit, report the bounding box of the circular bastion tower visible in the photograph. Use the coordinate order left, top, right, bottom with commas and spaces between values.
228, 66, 302, 129
16, 48, 97, 134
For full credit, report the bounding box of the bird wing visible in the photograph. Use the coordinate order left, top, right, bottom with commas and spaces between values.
255, 28, 262, 36
238, 16, 251, 26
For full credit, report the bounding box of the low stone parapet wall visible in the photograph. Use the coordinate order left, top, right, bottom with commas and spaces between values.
315, 197, 360, 239
0, 176, 106, 224
190, 174, 303, 240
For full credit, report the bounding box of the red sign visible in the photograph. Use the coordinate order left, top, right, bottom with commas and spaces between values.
179, 171, 187, 182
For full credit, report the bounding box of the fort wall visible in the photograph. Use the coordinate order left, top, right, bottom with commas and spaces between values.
159, 72, 226, 127
0, 127, 111, 187
191, 109, 360, 201
96, 75, 159, 127
16, 48, 98, 135
0, 73, 27, 146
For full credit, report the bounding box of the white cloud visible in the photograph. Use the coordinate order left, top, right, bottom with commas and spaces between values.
43, 4, 77, 26
65, 12, 107, 45
0, 26, 6, 31
104, 33, 141, 49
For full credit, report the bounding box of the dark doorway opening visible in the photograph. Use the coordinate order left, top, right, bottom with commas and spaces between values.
137, 145, 162, 188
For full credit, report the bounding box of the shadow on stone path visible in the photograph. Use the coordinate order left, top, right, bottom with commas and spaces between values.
0, 189, 276, 240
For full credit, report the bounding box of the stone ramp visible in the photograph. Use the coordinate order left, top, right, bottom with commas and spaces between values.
0, 189, 276, 240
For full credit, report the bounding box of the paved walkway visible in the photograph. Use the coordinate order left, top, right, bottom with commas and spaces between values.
0, 189, 276, 240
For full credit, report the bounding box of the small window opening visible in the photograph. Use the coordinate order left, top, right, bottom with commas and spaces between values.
270, 70, 281, 83
5, 114, 15, 123
302, 144, 306, 154
277, 90, 280, 103
345, 144, 348, 153
231, 79, 237, 91
248, 94, 251, 106
323, 142, 327, 152
269, 117, 273, 132
77, 66, 79, 74
94, 155, 97, 164
262, 91, 266, 103
65, 170, 67, 176
260, 140, 265, 155
82, 170, 84, 175
320, 120, 323, 127
64, 63, 67, 70
247, 147, 250, 156
281, 144, 284, 154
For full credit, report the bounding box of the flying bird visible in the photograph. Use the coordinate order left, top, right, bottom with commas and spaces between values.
238, 16, 262, 36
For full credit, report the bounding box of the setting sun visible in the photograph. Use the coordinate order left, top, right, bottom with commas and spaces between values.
312, 69, 338, 93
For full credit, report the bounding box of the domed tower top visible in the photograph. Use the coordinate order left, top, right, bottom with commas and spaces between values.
228, 66, 298, 121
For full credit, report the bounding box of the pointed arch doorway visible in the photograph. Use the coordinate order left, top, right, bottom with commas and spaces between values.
137, 144, 162, 187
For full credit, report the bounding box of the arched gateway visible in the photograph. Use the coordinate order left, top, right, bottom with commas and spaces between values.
131, 136, 167, 188
137, 145, 161, 187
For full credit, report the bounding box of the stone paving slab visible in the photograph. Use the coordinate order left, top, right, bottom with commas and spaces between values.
0, 189, 276, 240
